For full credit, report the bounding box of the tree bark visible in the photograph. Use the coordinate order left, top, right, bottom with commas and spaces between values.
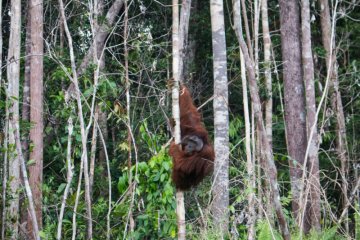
233, 1, 290, 239
240, 44, 256, 240
19, 2, 31, 238
279, 0, 310, 232
240, 0, 254, 62
172, 0, 185, 239
12, 118, 40, 240
178, 0, 191, 83
236, 1, 256, 238
6, 0, 21, 238
0, 0, 5, 226
300, 0, 321, 231
318, 0, 349, 233
77, 0, 122, 76
89, 106, 99, 196
28, 0, 44, 236
57, 118, 74, 240
261, 0, 272, 149
210, 0, 230, 235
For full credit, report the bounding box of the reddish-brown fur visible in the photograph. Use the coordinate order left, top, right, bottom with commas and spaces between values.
169, 85, 215, 190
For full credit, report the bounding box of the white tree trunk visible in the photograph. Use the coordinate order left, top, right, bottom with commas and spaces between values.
210, 0, 230, 235
172, 1, 185, 239
6, 0, 21, 238
240, 48, 256, 240
57, 118, 74, 240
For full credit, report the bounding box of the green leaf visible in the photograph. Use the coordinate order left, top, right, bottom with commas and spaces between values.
39, 231, 47, 238
27, 159, 36, 166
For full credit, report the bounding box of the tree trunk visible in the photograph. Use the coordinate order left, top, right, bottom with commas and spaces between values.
300, 0, 321, 231
28, 0, 44, 236
210, 0, 230, 235
240, 45, 256, 240
123, 0, 135, 233
233, 1, 290, 238
279, 0, 310, 232
19, 3, 31, 237
240, 0, 254, 62
318, 0, 349, 233
172, 0, 185, 239
58, 0, 93, 237
236, 1, 256, 238
57, 118, 74, 240
261, 0, 272, 149
178, 0, 191, 83
260, 1, 275, 221
6, 0, 21, 238
89, 106, 99, 196
253, 0, 260, 79
22, 3, 31, 157
66, 0, 124, 96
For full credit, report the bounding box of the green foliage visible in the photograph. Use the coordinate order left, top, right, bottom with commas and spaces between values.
257, 220, 282, 240
356, 203, 360, 240
292, 227, 343, 240
115, 150, 177, 239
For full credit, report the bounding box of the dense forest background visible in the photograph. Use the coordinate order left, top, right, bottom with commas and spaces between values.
0, 0, 360, 239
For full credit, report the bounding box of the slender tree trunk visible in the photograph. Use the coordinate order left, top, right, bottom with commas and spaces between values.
178, 0, 191, 83
6, 0, 21, 238
279, 0, 310, 232
260, 1, 275, 221
172, 0, 185, 239
233, 1, 290, 238
12, 119, 40, 240
240, 46, 256, 240
0, 0, 5, 228
261, 0, 272, 149
66, 0, 124, 95
19, 2, 31, 238
58, 0, 93, 238
22, 3, 31, 158
182, 0, 196, 82
210, 0, 230, 235
1, 112, 8, 240
0, 0, 2, 92
235, 2, 256, 238
28, 0, 44, 236
92, 0, 109, 190
89, 107, 99, 196
57, 118, 74, 240
253, 0, 260, 79
300, 0, 321, 231
123, 0, 135, 233
319, 0, 349, 233
240, 0, 254, 62
98, 110, 108, 168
